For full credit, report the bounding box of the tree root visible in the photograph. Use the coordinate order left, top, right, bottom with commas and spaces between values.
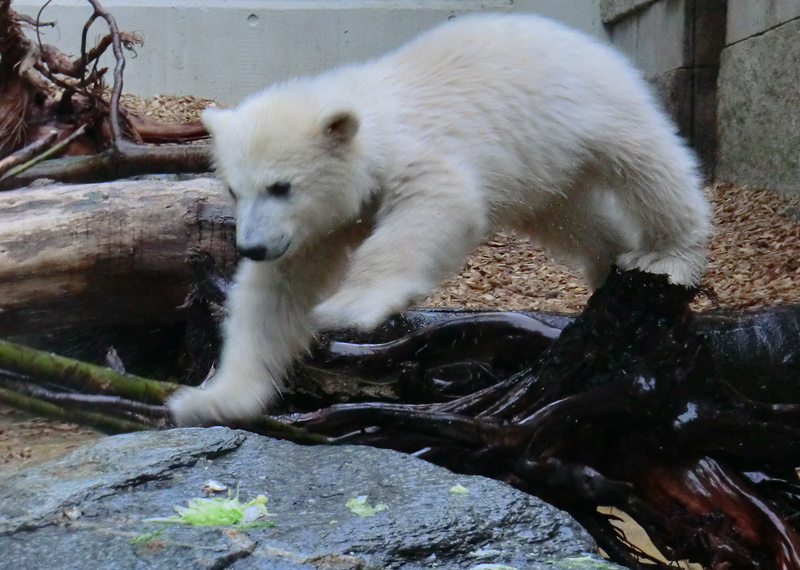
4, 255, 800, 567
0, 0, 211, 189
253, 268, 800, 569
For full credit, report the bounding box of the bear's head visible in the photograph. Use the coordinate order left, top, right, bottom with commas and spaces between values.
202, 89, 371, 262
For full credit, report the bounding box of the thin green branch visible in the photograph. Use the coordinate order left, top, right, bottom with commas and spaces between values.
0, 338, 179, 404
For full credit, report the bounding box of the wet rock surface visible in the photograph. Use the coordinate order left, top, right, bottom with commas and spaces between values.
0, 427, 622, 569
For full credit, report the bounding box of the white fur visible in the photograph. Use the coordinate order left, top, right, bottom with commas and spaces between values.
168, 13, 711, 426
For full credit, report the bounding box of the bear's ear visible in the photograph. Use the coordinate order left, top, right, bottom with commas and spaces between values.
201, 107, 232, 137
320, 108, 360, 145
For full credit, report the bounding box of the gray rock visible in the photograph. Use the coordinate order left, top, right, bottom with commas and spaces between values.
0, 428, 624, 570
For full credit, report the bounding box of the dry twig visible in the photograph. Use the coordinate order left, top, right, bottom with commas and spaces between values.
0, 129, 57, 177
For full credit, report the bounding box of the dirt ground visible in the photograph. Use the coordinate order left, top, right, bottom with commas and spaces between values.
0, 405, 99, 474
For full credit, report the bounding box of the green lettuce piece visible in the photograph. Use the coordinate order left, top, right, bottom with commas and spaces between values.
144, 492, 272, 526
346, 495, 388, 517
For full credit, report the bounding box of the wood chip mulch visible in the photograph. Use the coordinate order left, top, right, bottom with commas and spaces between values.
121, 93, 219, 124
423, 183, 800, 314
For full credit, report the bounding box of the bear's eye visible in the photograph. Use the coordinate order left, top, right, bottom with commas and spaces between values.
227, 187, 237, 201
267, 181, 291, 197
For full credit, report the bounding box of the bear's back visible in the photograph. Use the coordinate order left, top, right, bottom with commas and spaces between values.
342, 14, 662, 198
380, 14, 638, 102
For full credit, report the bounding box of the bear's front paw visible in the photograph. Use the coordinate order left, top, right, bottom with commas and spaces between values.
312, 295, 390, 332
167, 384, 268, 427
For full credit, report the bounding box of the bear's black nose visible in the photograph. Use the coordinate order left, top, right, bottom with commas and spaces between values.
237, 245, 268, 261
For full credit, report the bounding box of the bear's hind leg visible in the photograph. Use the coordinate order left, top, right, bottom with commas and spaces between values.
612, 156, 710, 287
523, 189, 638, 290
599, 107, 711, 287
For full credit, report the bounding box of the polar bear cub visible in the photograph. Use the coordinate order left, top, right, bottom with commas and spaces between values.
168, 13, 710, 426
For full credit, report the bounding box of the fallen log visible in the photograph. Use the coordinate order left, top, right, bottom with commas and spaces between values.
0, 177, 236, 336
0, 143, 213, 191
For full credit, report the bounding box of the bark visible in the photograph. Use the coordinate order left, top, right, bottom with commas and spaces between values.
0, 177, 236, 336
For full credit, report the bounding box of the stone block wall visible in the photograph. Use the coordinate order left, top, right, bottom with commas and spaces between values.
605, 0, 800, 194
601, 0, 727, 178
717, 2, 800, 195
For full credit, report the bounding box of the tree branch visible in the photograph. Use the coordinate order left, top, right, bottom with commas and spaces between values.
0, 384, 153, 434
0, 338, 179, 404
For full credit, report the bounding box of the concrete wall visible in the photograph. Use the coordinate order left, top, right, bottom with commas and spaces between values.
14, 0, 605, 106
515, 0, 605, 34
717, 1, 800, 194
14, 0, 799, 193
726, 0, 800, 44
601, 0, 658, 24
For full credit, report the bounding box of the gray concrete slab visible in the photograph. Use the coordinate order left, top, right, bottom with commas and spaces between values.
607, 0, 691, 76
600, 0, 658, 24
646, 66, 719, 176
635, 0, 692, 74
517, 0, 606, 34
691, 66, 722, 176
648, 67, 692, 139
727, 0, 800, 44
607, 0, 725, 176
718, 18, 800, 194
608, 10, 639, 60
694, 0, 728, 66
